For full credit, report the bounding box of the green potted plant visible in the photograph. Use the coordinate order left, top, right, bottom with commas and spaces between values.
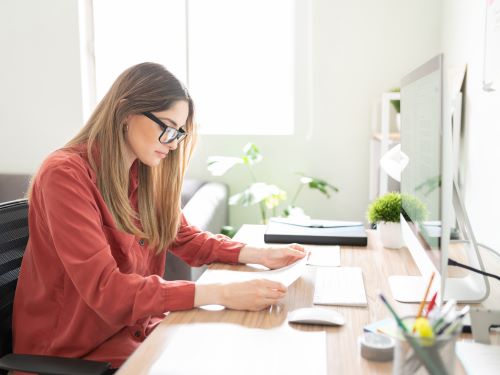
366, 192, 427, 249
207, 143, 339, 224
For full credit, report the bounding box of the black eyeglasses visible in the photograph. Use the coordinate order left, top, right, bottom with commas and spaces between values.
142, 112, 188, 145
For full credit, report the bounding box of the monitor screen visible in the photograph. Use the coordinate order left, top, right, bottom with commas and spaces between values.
393, 54, 488, 303
400, 54, 443, 271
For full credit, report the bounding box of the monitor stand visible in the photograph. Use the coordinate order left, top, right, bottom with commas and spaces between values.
442, 181, 489, 302
389, 181, 489, 303
389, 275, 440, 303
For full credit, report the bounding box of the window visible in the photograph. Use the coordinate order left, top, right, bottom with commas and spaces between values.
92, 0, 187, 100
91, 0, 294, 135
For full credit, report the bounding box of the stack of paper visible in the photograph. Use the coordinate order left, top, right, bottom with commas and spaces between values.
306, 245, 340, 267
149, 324, 327, 375
456, 341, 500, 374
197, 253, 308, 287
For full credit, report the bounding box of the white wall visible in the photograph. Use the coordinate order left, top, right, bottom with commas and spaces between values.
442, 0, 500, 251
0, 0, 442, 231
186, 0, 443, 228
0, 0, 84, 174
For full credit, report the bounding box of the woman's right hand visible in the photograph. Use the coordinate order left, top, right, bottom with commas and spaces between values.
194, 279, 287, 311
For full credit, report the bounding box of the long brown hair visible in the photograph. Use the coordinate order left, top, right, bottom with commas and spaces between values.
66, 62, 196, 253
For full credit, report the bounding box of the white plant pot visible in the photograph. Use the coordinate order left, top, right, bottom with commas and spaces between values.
377, 221, 403, 249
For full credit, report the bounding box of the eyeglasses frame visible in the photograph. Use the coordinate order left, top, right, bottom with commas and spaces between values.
142, 111, 187, 145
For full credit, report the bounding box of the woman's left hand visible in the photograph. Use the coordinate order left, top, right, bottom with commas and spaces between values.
238, 243, 306, 269
261, 244, 306, 269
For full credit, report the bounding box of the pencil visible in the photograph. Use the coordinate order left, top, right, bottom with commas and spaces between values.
379, 293, 443, 374
424, 291, 438, 318
416, 272, 435, 319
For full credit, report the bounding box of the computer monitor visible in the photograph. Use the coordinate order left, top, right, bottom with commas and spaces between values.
388, 54, 490, 303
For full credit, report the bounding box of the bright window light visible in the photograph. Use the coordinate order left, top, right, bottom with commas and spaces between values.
187, 0, 294, 135
92, 0, 294, 135
93, 0, 187, 101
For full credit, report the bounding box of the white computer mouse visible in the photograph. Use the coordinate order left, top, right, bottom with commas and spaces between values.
287, 307, 345, 326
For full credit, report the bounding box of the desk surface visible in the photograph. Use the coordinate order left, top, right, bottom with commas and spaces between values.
117, 225, 500, 375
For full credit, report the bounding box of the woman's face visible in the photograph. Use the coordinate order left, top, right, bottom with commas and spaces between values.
124, 100, 189, 168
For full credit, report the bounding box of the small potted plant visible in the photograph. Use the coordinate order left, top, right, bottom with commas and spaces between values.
366, 192, 427, 249
207, 143, 338, 224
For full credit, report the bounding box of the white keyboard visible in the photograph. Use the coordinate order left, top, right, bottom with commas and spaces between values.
313, 267, 367, 306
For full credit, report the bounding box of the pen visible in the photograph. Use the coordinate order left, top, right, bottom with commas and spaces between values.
432, 299, 457, 331
413, 272, 435, 333
436, 305, 470, 336
416, 272, 435, 319
379, 294, 443, 374
424, 292, 438, 318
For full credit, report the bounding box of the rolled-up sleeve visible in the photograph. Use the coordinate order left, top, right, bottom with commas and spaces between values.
169, 215, 245, 267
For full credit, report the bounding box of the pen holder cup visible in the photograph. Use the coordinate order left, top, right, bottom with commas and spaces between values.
392, 317, 461, 375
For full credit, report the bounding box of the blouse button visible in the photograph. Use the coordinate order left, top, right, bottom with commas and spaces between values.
134, 331, 141, 338
138, 239, 145, 246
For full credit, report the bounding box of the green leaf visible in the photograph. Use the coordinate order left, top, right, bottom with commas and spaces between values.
229, 183, 286, 208
242, 143, 263, 165
415, 175, 441, 197
301, 175, 339, 198
366, 192, 402, 223
366, 192, 428, 224
207, 156, 243, 176
282, 205, 307, 218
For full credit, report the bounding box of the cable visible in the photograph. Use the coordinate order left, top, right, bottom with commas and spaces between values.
450, 239, 500, 260
447, 258, 500, 281
478, 242, 500, 259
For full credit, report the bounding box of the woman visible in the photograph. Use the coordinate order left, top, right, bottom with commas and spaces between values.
13, 62, 305, 370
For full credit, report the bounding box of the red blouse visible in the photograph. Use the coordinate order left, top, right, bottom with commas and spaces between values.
12, 146, 244, 368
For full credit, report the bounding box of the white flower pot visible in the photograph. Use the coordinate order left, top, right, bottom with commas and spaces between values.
377, 221, 403, 249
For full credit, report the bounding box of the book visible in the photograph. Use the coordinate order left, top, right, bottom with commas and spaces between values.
264, 219, 368, 246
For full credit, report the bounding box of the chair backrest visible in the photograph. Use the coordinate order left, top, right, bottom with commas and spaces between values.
0, 199, 29, 359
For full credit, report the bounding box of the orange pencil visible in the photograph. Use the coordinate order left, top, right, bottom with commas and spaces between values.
412, 272, 435, 333
416, 272, 435, 318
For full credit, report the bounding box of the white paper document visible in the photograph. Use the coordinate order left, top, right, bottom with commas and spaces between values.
197, 253, 308, 287
269, 217, 363, 228
306, 245, 340, 267
456, 341, 500, 375
149, 324, 327, 375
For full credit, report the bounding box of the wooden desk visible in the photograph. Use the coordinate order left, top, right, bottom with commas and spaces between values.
117, 225, 500, 375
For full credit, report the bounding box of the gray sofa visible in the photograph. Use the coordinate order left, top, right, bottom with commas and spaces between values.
0, 174, 229, 282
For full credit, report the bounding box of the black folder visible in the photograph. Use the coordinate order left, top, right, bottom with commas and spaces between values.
264, 219, 368, 246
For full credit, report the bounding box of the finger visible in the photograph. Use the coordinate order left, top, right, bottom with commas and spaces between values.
285, 246, 306, 256
260, 279, 287, 292
263, 296, 285, 306
264, 288, 286, 299
285, 247, 306, 258
288, 243, 305, 252
270, 283, 287, 293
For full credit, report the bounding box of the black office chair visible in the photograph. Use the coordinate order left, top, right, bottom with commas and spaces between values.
0, 199, 111, 375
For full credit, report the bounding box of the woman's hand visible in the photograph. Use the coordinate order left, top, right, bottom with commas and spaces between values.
222, 279, 287, 311
238, 243, 306, 269
194, 280, 287, 311
260, 244, 306, 269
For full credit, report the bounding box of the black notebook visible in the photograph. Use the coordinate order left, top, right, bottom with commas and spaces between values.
264, 219, 368, 246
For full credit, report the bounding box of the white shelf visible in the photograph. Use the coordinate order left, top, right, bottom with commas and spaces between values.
369, 92, 400, 201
